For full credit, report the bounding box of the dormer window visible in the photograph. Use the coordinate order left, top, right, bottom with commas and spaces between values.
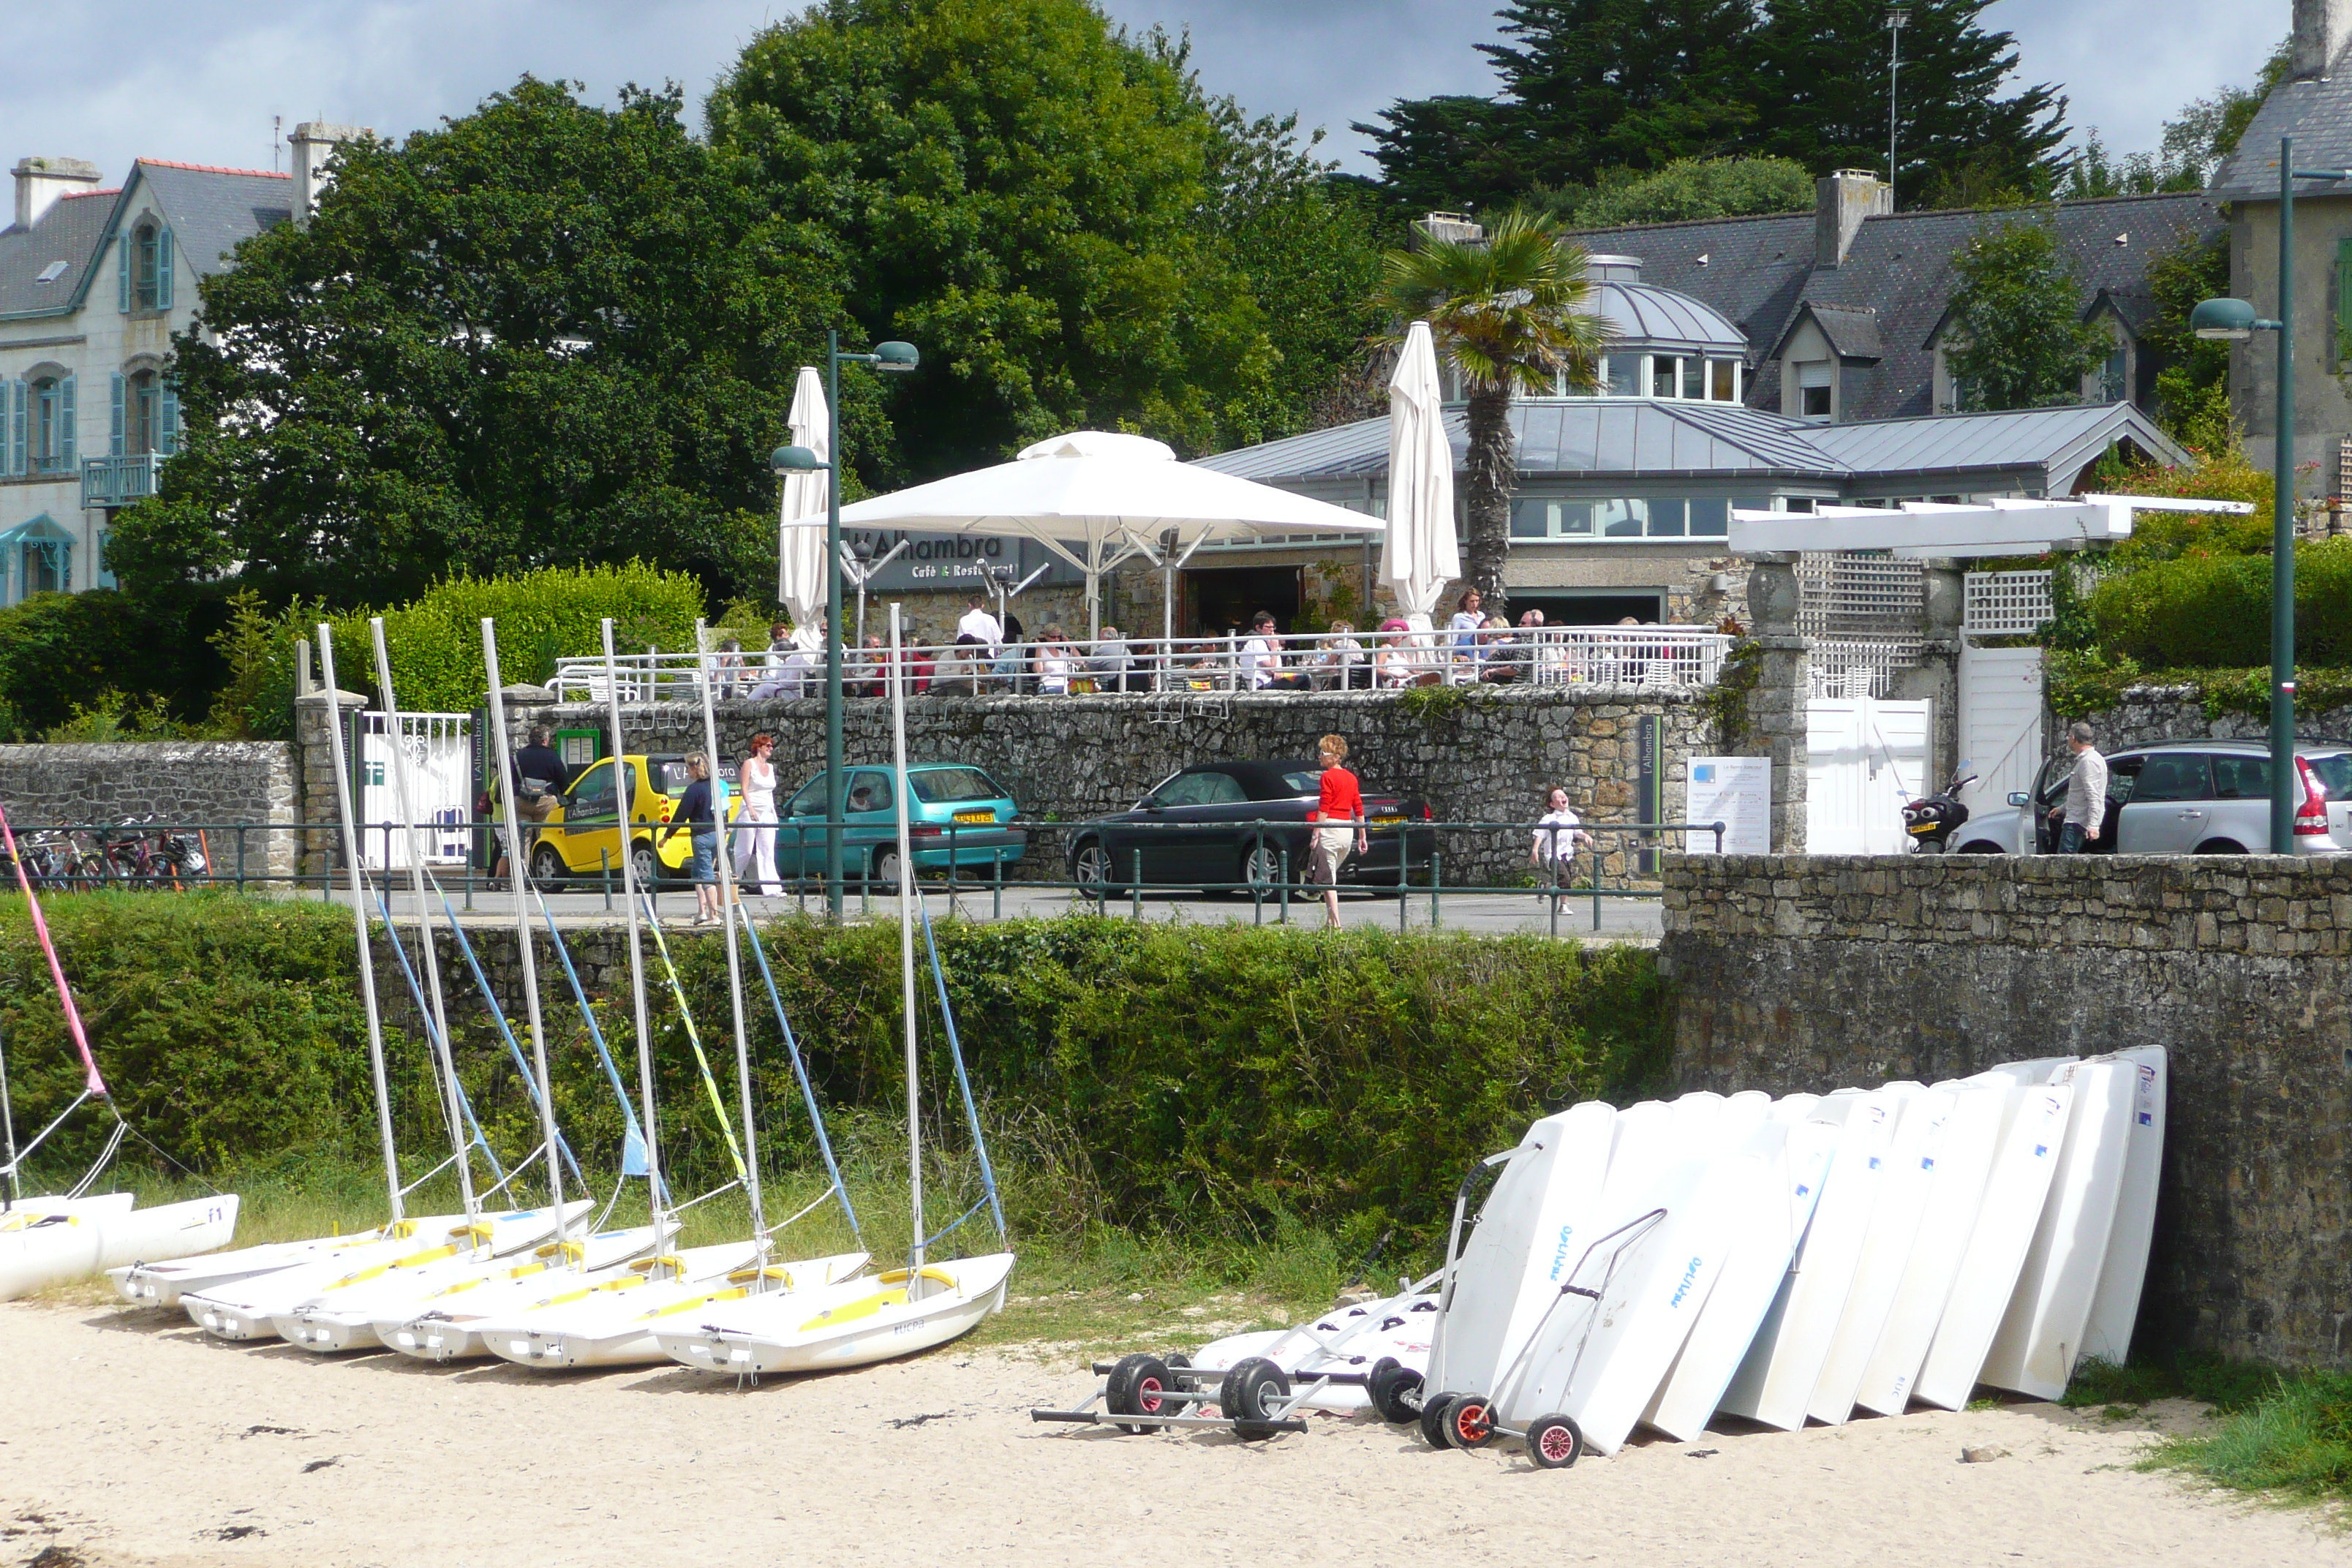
118, 220, 174, 312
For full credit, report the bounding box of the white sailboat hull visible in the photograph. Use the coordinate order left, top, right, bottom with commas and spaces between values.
1188, 1286, 1441, 1412
272, 1202, 606, 1352
659, 1253, 1015, 1376
2, 1196, 238, 1302
374, 1228, 660, 1361
486, 1249, 870, 1370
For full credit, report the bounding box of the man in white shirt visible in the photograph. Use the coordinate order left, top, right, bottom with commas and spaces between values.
1240, 611, 1305, 690
2054, 721, 2108, 853
957, 592, 1003, 653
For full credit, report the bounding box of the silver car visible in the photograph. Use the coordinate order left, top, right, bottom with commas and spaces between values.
2010, 739, 2352, 855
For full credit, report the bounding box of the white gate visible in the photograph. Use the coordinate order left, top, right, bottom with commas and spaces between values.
1958, 644, 2044, 822
357, 712, 473, 870
1806, 695, 1931, 854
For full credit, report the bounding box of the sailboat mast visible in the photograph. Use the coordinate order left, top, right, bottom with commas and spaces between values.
0, 1011, 18, 1208
482, 622, 568, 1245
601, 618, 666, 1257
889, 606, 924, 1269
371, 619, 480, 1224
316, 626, 404, 1226
693, 620, 768, 1248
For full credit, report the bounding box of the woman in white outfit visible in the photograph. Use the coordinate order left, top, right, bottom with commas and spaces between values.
734, 733, 783, 896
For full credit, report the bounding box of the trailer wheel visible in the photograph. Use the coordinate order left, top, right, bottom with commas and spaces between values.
1417, 1390, 1462, 1449
1219, 1356, 1291, 1437
1443, 1395, 1495, 1450
1107, 1353, 1173, 1434
1526, 1414, 1584, 1470
1368, 1357, 1424, 1425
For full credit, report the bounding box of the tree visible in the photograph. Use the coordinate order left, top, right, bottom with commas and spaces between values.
2141, 231, 2235, 453
1373, 212, 1607, 617
111, 79, 829, 607
1942, 216, 2111, 412
706, 0, 1355, 478
1536, 157, 1814, 227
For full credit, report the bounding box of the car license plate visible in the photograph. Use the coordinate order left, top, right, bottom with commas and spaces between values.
1370, 815, 1403, 825
953, 810, 995, 824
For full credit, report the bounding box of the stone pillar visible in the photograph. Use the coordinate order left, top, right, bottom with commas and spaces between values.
295, 687, 366, 884
1744, 553, 1811, 852
492, 685, 557, 755
1893, 557, 1964, 791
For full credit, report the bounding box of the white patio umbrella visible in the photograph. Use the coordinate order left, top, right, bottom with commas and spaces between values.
776, 366, 831, 650
1382, 320, 1460, 633
834, 429, 1383, 640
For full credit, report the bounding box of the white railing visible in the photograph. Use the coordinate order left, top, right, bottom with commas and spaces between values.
546, 626, 1735, 704
1807, 638, 1924, 700
1963, 569, 2054, 636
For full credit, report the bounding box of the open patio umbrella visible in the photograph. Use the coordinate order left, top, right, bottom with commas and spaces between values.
1382, 321, 1460, 633
776, 366, 831, 649
834, 429, 1383, 639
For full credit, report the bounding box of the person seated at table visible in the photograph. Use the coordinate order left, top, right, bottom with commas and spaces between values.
1375, 619, 1441, 687
1312, 619, 1369, 690
1479, 617, 1531, 684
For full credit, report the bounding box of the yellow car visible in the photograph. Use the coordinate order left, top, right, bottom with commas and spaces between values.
525, 753, 740, 891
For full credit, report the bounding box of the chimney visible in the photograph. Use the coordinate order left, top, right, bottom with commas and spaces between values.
287, 122, 370, 226
1814, 170, 1892, 269
2294, 0, 2352, 79
12, 157, 101, 231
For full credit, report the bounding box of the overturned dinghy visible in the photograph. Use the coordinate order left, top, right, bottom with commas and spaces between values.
4, 1195, 239, 1301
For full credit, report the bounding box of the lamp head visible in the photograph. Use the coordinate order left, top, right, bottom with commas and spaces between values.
771, 444, 825, 472
2190, 298, 2258, 341
872, 341, 920, 372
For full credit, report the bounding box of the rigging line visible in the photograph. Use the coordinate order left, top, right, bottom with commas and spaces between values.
478, 1145, 550, 1204
1, 1008, 19, 1205
914, 1194, 993, 1256
768, 1182, 840, 1233
635, 892, 748, 1180
396, 1146, 465, 1199
532, 891, 666, 1207
593, 1172, 627, 1233
62, 1120, 129, 1199
663, 1176, 745, 1218
372, 886, 508, 1184
736, 915, 861, 1245
0, 1089, 91, 1180
917, 902, 1006, 1245
428, 886, 587, 1192
0, 799, 105, 1098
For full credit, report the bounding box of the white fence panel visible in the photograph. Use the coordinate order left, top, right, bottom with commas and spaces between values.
1959, 644, 2045, 822
1806, 695, 1931, 854
357, 712, 473, 870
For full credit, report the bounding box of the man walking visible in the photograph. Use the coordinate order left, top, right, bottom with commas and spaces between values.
2056, 721, 2107, 853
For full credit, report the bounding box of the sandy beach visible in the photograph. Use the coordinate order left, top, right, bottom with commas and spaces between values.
1, 1300, 2342, 1568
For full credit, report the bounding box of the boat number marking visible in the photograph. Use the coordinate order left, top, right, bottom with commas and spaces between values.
1669, 1256, 1704, 1309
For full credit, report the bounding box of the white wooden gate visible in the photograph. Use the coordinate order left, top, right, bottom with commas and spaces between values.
357, 712, 473, 870
1958, 644, 2044, 821
1806, 695, 1931, 854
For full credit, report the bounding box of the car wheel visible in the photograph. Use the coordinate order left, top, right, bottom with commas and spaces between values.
2193, 839, 2248, 856
630, 841, 663, 888
1072, 840, 1116, 892
872, 847, 904, 889
528, 843, 570, 892
1955, 840, 2004, 855
1237, 840, 1281, 895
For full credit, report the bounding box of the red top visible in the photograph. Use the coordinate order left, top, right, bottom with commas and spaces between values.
1314, 766, 1363, 823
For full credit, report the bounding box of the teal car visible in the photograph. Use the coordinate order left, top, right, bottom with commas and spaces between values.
771, 764, 1026, 886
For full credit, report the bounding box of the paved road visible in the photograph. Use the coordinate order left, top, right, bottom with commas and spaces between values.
330, 878, 1663, 942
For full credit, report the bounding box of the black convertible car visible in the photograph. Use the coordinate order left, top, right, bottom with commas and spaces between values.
1063, 761, 1433, 894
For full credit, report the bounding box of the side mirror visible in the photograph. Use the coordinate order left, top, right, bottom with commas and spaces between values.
2007, 791, 2029, 807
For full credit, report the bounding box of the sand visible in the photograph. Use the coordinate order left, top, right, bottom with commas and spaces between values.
1, 1300, 2343, 1568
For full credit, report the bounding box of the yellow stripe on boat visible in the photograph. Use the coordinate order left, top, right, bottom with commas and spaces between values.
325, 1243, 461, 1288
640, 1287, 746, 1321
797, 1289, 907, 1333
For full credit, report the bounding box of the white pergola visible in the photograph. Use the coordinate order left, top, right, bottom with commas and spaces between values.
1727, 493, 2255, 558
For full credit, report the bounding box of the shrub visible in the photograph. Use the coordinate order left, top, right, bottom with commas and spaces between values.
2087, 537, 2352, 669
0, 588, 222, 739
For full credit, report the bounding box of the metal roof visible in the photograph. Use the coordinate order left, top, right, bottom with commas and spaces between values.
1586, 277, 1747, 355
1194, 398, 2189, 494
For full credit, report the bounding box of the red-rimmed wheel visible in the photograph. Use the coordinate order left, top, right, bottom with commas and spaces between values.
1527, 1413, 1584, 1470
1107, 1353, 1173, 1435
1444, 1395, 1495, 1450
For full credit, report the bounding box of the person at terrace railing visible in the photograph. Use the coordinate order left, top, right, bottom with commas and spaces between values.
1479, 618, 1530, 684
1088, 626, 1137, 692
906, 629, 935, 694
1447, 588, 1485, 670
847, 634, 887, 698
957, 591, 1003, 655
1036, 626, 1077, 695
1242, 611, 1309, 691
1517, 608, 1550, 684
715, 638, 747, 698
935, 633, 988, 696
1311, 620, 1369, 691
1375, 619, 1440, 688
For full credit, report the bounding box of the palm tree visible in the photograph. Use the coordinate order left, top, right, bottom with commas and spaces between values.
1375, 211, 1607, 619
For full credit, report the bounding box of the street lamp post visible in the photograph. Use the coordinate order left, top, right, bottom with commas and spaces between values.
2193, 137, 2345, 851
772, 333, 919, 919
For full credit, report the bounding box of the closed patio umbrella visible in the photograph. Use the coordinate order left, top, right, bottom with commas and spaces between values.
776, 366, 831, 649
1382, 321, 1460, 633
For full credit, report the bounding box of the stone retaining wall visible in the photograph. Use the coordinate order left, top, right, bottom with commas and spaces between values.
0, 741, 299, 881
1660, 851, 2352, 1368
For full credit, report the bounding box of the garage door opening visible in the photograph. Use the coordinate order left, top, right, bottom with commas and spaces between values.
1186, 566, 1303, 636
1509, 592, 1666, 627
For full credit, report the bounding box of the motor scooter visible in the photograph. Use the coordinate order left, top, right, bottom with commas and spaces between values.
1900, 766, 1978, 853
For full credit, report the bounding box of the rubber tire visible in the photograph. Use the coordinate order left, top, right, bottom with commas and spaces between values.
1218, 1356, 1291, 1436
2195, 840, 2248, 855
529, 842, 570, 892
1072, 840, 1118, 893
1237, 840, 1281, 897
631, 841, 663, 888
1442, 1395, 1495, 1450
1368, 1357, 1424, 1425
1106, 1352, 1173, 1435
1955, 840, 2004, 855
1417, 1390, 1462, 1450
872, 846, 903, 889
1526, 1413, 1584, 1470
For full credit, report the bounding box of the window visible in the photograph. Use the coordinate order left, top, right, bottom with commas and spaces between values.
1688, 498, 1730, 538
29, 376, 73, 473
1510, 498, 1595, 539
1605, 357, 1640, 397
1651, 356, 1678, 398
2131, 753, 2212, 804
1710, 359, 1739, 402
2340, 240, 2352, 367
1796, 361, 1832, 419
2209, 755, 2272, 800
1679, 358, 1703, 399
1644, 498, 1687, 538
2098, 342, 2127, 404
1150, 769, 1248, 808
845, 770, 894, 814
121, 222, 173, 312
908, 766, 1005, 804
568, 761, 617, 816
94, 528, 116, 590
1599, 498, 1645, 538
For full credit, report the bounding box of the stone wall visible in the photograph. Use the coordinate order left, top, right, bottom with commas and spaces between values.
0, 740, 299, 881
496, 684, 1724, 884
2073, 684, 2352, 755
1659, 851, 2352, 1368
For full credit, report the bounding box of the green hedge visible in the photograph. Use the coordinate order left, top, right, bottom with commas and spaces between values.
0, 896, 1665, 1249
2087, 538, 2352, 670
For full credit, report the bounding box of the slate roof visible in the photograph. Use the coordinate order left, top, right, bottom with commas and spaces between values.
0, 159, 290, 321
1563, 192, 2223, 423
2212, 74, 2352, 199
1775, 302, 1884, 362
1194, 398, 2187, 497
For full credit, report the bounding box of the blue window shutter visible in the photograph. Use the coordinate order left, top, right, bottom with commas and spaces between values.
157, 228, 174, 310
5, 382, 20, 477
159, 382, 179, 456
118, 235, 131, 313
59, 375, 75, 467
110, 374, 125, 456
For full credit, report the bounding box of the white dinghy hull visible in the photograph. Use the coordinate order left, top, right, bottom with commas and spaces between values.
660, 1252, 1015, 1377
3, 1195, 238, 1301
489, 1250, 872, 1371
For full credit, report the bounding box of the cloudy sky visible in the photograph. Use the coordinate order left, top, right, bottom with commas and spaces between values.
2, 0, 2285, 188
